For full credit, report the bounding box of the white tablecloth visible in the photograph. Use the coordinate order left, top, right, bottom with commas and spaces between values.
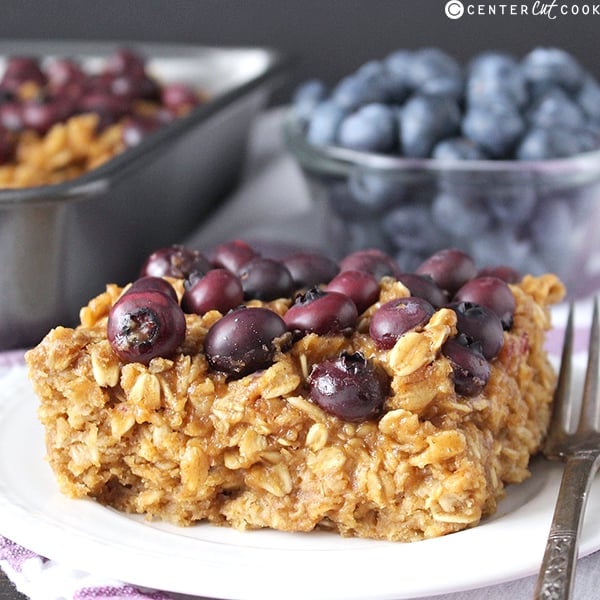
2, 108, 599, 600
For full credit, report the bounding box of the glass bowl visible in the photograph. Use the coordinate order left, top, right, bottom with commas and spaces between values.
284, 110, 600, 299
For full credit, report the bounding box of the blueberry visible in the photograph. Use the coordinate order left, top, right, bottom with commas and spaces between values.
528, 198, 573, 272
521, 47, 585, 94
469, 228, 532, 275
393, 249, 428, 273
384, 49, 413, 79
292, 79, 328, 122
486, 182, 537, 225
468, 50, 519, 75
283, 288, 358, 336
477, 265, 522, 284
516, 126, 589, 160
577, 76, 600, 122
204, 307, 289, 378
462, 102, 525, 158
347, 172, 406, 214
442, 338, 490, 397
339, 248, 401, 280
527, 87, 586, 130
383, 49, 413, 103
128, 276, 179, 303
400, 94, 461, 158
107, 291, 186, 365
395, 273, 447, 308
306, 100, 347, 146
419, 75, 463, 101
237, 257, 294, 301
331, 72, 388, 111
382, 204, 447, 253
431, 191, 492, 238
211, 239, 258, 273
487, 192, 537, 226
337, 103, 397, 153
466, 52, 527, 108
344, 219, 393, 252
369, 296, 435, 349
282, 251, 340, 290
182, 268, 244, 315
141, 245, 211, 280
453, 276, 516, 329
448, 301, 504, 360
308, 352, 389, 421
325, 269, 380, 313
432, 137, 488, 160
416, 248, 477, 295
406, 47, 462, 91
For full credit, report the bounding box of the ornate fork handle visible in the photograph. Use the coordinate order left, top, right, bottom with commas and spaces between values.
534, 452, 600, 600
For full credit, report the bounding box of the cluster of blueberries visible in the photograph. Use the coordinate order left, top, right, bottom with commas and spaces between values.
107, 242, 517, 421
290, 47, 600, 286
0, 48, 201, 163
293, 46, 600, 160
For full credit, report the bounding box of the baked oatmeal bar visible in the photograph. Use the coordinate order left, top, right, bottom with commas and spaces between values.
26, 244, 565, 542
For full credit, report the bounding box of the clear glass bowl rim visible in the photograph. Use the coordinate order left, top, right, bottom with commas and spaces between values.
283, 109, 600, 185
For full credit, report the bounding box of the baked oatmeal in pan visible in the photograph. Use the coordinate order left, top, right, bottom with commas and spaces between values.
26, 243, 564, 542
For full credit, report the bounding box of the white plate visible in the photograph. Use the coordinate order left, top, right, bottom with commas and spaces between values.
1, 364, 599, 600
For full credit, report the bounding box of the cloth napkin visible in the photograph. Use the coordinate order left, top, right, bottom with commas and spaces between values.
2, 108, 600, 600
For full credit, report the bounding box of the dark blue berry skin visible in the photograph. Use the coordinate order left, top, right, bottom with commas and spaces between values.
400, 94, 461, 158
306, 100, 347, 146
432, 138, 488, 160
453, 276, 516, 330
383, 50, 413, 102
339, 248, 401, 280
347, 172, 406, 215
521, 47, 585, 95
141, 245, 211, 280
204, 307, 289, 378
527, 88, 586, 130
416, 249, 477, 295
406, 47, 462, 92
442, 338, 490, 397
369, 296, 435, 349
431, 191, 493, 238
419, 76, 463, 101
338, 103, 397, 153
516, 126, 591, 160
477, 265, 522, 284
292, 79, 327, 122
325, 269, 380, 313
448, 301, 504, 360
237, 257, 294, 301
577, 76, 600, 121
308, 352, 389, 422
395, 273, 447, 308
466, 52, 527, 109
282, 252, 340, 290
332, 72, 388, 111
107, 291, 186, 366
284, 288, 358, 336
382, 204, 448, 254
462, 102, 525, 158
486, 184, 537, 226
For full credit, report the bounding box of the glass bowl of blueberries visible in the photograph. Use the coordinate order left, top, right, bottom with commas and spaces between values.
285, 47, 600, 299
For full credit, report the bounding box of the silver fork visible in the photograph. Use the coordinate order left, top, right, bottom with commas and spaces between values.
534, 299, 600, 599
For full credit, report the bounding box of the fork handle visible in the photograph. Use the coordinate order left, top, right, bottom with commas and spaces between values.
534, 453, 600, 600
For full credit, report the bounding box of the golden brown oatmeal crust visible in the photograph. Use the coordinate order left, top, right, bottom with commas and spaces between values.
26, 273, 564, 541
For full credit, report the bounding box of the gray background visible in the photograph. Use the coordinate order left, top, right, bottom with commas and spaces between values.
0, 0, 599, 104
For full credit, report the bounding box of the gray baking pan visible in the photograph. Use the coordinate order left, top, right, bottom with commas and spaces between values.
0, 40, 289, 349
